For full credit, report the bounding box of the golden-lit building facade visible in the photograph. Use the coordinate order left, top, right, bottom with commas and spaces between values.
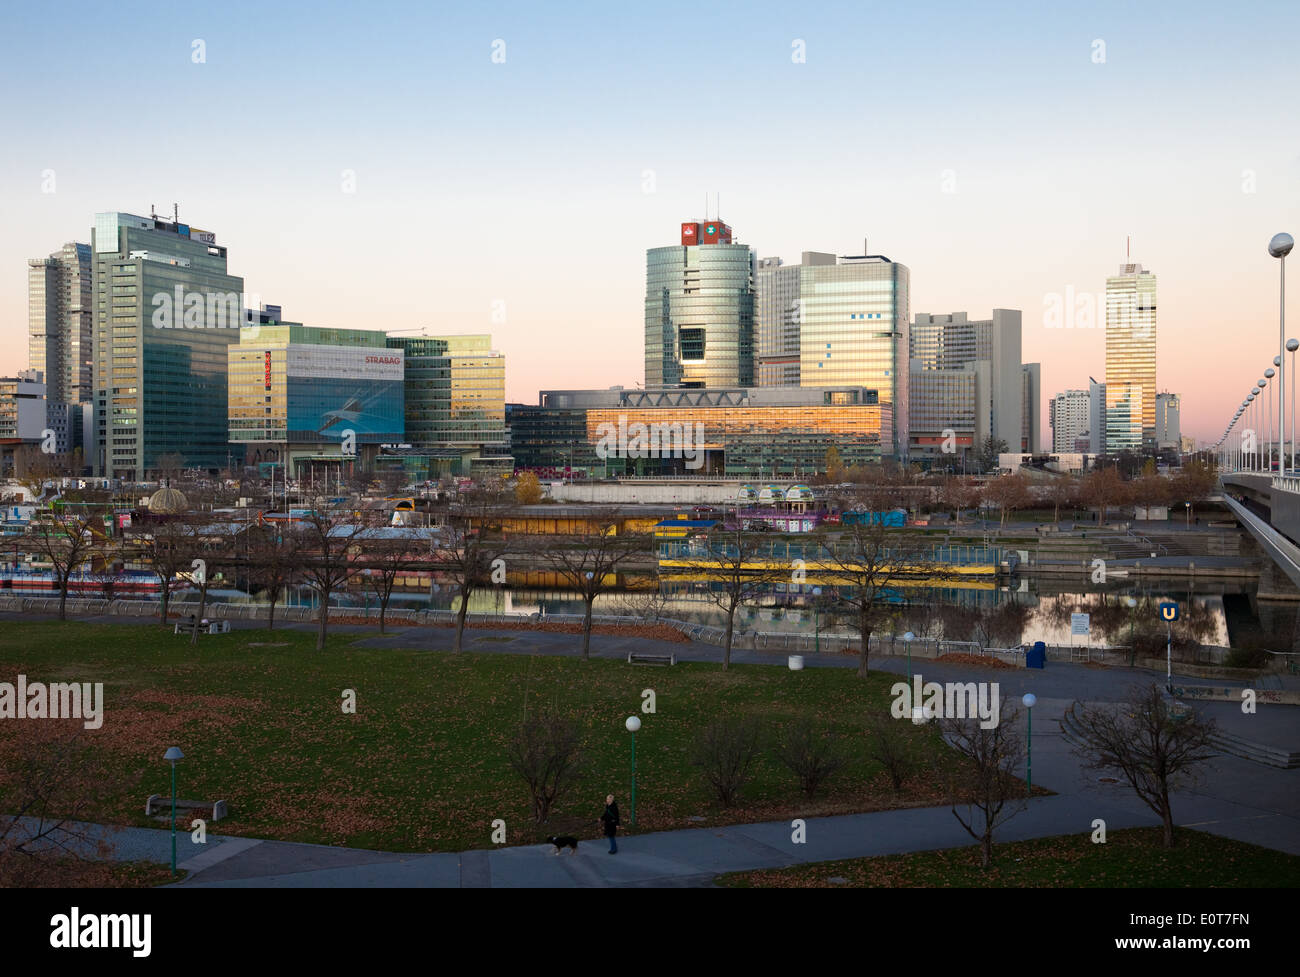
1105, 262, 1157, 452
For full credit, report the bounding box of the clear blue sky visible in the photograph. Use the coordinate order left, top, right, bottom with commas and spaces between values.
2, 0, 1297, 443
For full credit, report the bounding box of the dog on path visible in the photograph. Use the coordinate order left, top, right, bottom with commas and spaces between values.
546, 835, 579, 855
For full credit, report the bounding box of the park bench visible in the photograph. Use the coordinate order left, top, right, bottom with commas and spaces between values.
173, 618, 230, 636
627, 651, 676, 666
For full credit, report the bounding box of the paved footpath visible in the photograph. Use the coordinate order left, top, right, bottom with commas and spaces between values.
5, 614, 1297, 886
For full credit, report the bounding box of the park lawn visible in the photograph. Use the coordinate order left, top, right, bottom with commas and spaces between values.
716, 827, 1300, 888
0, 620, 971, 853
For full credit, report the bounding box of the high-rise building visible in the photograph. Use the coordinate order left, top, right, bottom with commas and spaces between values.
28, 242, 93, 409
908, 360, 988, 466
1155, 392, 1181, 450
755, 252, 833, 386
385, 334, 508, 477
1050, 389, 1091, 453
1022, 363, 1041, 453
911, 310, 1022, 452
1087, 378, 1107, 454
90, 211, 246, 478
645, 219, 754, 389
1105, 260, 1157, 453
757, 246, 910, 457
229, 321, 405, 476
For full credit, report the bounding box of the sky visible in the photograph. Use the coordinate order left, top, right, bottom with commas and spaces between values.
1, 0, 1297, 447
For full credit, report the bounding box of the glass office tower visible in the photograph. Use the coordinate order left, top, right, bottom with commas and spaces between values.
645, 220, 754, 388
1105, 261, 1157, 453
91, 212, 245, 478
385, 334, 508, 474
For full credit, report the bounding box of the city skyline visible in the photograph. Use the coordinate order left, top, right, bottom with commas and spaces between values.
2, 1, 1297, 446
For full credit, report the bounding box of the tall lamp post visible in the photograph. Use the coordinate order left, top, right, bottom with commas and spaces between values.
1266, 368, 1276, 471
164, 746, 184, 876
1022, 693, 1036, 794
625, 716, 640, 827
1271, 233, 1293, 476
903, 630, 915, 684
1289, 337, 1299, 474
1125, 596, 1137, 665
812, 586, 822, 653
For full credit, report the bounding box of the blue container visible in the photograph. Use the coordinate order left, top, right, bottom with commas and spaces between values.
1026, 641, 1046, 669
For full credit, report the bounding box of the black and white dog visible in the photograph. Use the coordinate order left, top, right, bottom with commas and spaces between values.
546, 835, 579, 855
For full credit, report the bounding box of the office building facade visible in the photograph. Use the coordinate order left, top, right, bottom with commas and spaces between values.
384, 334, 508, 476
28, 242, 93, 410
911, 310, 1022, 453
907, 361, 988, 467
91, 211, 246, 478
229, 323, 404, 475
1105, 261, 1157, 453
522, 386, 889, 477
1022, 363, 1041, 453
1050, 389, 1091, 453
1155, 392, 1181, 451
645, 219, 754, 389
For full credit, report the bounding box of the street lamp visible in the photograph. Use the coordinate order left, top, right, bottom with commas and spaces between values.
1022, 693, 1037, 794
812, 586, 822, 653
1270, 232, 1293, 479
163, 746, 184, 876
1266, 369, 1276, 471
1289, 338, 1299, 474
625, 716, 640, 827
1125, 595, 1137, 665
903, 630, 915, 684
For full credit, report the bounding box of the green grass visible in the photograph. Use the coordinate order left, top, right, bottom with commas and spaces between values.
0, 620, 967, 853
716, 827, 1300, 887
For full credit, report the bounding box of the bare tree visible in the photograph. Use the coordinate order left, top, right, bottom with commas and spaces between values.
246, 520, 303, 630
360, 534, 422, 634
186, 521, 235, 646
1063, 684, 1217, 848
0, 723, 133, 886
674, 526, 788, 669
533, 518, 647, 659
1044, 475, 1079, 525
23, 509, 102, 621
941, 702, 1028, 869
299, 504, 374, 651
866, 714, 916, 792
138, 511, 204, 624
506, 709, 584, 824
437, 483, 512, 653
691, 717, 762, 807
983, 473, 1031, 529
775, 719, 846, 797
822, 488, 947, 678
1081, 465, 1129, 525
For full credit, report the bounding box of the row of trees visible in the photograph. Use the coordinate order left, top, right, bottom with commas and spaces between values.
501, 683, 1217, 867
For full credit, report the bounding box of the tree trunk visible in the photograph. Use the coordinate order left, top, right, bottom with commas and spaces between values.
268, 594, 277, 631
159, 578, 170, 623
980, 831, 993, 869
1160, 791, 1175, 848
723, 604, 736, 670
582, 596, 593, 660
58, 575, 68, 621
191, 584, 207, 646
453, 590, 469, 652
379, 595, 388, 635
857, 606, 871, 678
316, 588, 329, 651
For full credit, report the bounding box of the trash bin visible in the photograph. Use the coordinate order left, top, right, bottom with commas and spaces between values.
1026, 641, 1046, 669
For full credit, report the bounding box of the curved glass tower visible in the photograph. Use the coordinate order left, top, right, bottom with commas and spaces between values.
645, 220, 754, 388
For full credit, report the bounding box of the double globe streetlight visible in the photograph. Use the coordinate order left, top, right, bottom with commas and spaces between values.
1270, 232, 1293, 474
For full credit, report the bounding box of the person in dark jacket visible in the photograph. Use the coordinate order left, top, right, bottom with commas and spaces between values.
599, 794, 620, 854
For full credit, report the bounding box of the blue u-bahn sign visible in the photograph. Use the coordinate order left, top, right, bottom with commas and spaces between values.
1159, 602, 1179, 622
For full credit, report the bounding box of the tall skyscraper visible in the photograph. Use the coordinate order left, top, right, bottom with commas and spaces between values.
757, 245, 910, 457
28, 242, 93, 408
911, 310, 1022, 452
91, 211, 245, 478
645, 219, 754, 389
1104, 260, 1157, 453
1021, 363, 1041, 453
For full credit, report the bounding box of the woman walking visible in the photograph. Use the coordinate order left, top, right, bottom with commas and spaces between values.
600, 794, 621, 854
